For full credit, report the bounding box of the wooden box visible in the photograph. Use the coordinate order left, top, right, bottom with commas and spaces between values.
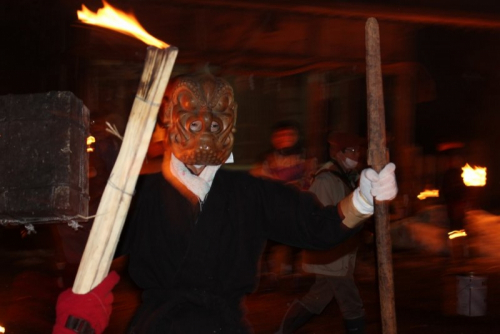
0, 91, 89, 225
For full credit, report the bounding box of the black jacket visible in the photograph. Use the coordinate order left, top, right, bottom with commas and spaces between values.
119, 168, 360, 333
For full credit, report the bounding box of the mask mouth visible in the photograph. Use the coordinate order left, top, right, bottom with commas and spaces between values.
170, 131, 233, 165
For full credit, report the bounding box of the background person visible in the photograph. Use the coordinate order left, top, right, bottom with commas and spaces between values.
251, 120, 316, 291
277, 132, 367, 333
440, 150, 470, 260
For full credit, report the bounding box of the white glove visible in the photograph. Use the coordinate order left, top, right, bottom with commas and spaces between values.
353, 162, 398, 214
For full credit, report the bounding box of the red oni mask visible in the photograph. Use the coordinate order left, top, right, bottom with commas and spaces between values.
162, 73, 237, 165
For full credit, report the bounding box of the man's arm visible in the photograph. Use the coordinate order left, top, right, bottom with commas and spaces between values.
260, 163, 397, 249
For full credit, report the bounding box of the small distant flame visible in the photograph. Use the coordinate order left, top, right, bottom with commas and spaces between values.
77, 1, 168, 49
462, 163, 486, 187
448, 229, 467, 240
0, 325, 5, 333
87, 135, 96, 153
417, 189, 439, 200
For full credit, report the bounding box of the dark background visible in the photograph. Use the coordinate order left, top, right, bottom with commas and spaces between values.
2, 0, 500, 209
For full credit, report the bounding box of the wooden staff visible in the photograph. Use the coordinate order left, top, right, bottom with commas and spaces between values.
365, 18, 397, 334
73, 46, 178, 294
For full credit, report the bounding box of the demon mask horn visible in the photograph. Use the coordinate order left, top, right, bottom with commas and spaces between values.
161, 73, 237, 166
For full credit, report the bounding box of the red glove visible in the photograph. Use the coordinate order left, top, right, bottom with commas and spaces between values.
53, 271, 120, 334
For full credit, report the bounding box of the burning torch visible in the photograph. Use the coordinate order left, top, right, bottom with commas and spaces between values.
72, 1, 178, 294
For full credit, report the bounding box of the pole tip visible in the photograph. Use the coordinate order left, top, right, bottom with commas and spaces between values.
366, 17, 378, 27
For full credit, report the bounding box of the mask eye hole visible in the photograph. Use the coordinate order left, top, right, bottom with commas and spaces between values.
211, 121, 221, 133
189, 120, 202, 132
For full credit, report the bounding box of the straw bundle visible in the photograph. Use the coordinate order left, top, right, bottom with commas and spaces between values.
73, 46, 178, 294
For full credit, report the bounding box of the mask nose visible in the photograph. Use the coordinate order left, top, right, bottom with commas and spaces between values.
188, 112, 220, 134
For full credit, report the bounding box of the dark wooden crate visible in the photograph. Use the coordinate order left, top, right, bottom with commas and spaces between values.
0, 91, 89, 224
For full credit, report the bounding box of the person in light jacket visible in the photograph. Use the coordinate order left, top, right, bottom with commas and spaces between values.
277, 132, 368, 334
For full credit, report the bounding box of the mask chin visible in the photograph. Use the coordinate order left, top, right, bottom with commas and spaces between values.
171, 148, 229, 165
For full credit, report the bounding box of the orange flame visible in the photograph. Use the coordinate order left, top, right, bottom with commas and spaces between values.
77, 1, 168, 49
417, 189, 439, 200
87, 135, 96, 153
461, 163, 486, 187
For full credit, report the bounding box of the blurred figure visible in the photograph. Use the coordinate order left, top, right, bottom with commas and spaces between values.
252, 120, 315, 189
440, 151, 469, 260
277, 132, 366, 334
251, 120, 316, 291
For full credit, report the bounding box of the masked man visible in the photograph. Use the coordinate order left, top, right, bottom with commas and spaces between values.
53, 73, 397, 334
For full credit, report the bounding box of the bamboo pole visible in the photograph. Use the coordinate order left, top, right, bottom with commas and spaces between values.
73, 46, 178, 294
365, 18, 397, 334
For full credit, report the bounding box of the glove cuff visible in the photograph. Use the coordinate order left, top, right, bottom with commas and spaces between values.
53, 316, 96, 334
352, 188, 374, 215
65, 315, 96, 334
339, 191, 373, 228
53, 322, 82, 334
